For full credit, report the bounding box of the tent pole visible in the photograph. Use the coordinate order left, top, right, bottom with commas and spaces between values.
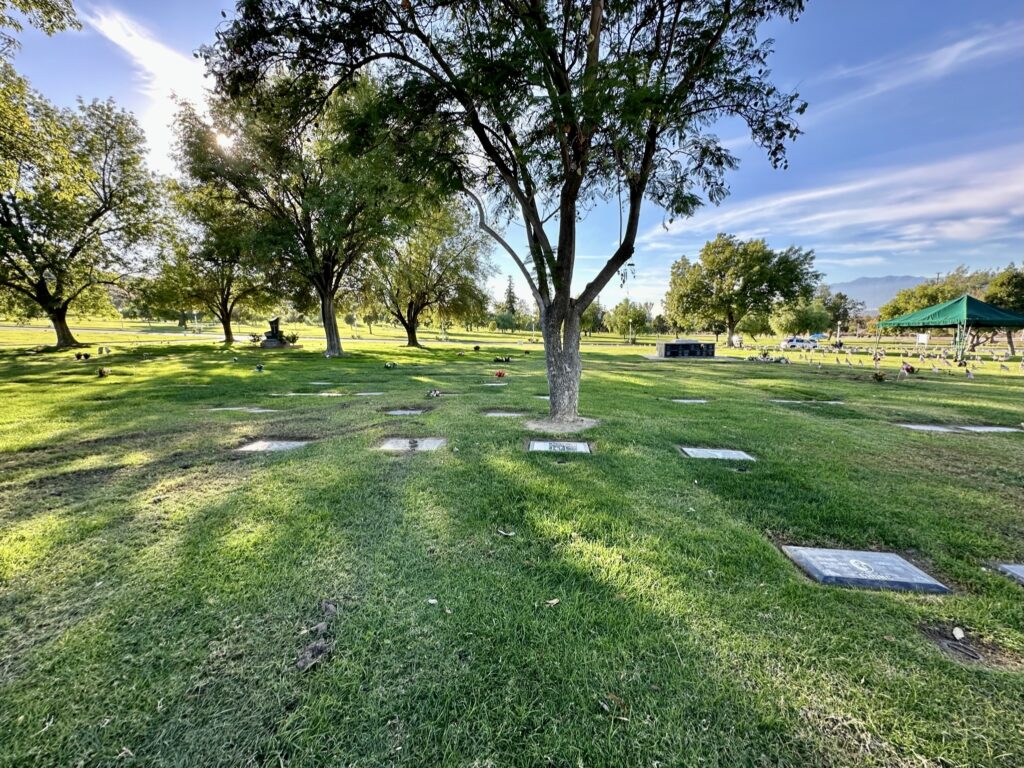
953, 321, 969, 362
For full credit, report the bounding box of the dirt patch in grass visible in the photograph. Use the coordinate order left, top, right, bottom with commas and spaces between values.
919, 623, 1024, 670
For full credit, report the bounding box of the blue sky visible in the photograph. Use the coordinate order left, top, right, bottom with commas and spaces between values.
11, 1, 1024, 310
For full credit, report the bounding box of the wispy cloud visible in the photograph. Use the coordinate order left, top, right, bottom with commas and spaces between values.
639, 143, 1024, 269
83, 5, 208, 174
721, 22, 1024, 149
815, 256, 887, 267
813, 21, 1024, 117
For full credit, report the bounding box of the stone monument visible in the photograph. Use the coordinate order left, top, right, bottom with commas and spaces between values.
261, 317, 287, 348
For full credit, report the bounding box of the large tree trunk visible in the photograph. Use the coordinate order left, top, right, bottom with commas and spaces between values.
219, 312, 235, 344
1007, 330, 1016, 356
542, 305, 583, 421
319, 291, 343, 356
177, 311, 187, 328
726, 313, 738, 347
401, 319, 421, 347
48, 305, 79, 348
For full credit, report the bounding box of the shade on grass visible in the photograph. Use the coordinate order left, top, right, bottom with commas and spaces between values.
0, 337, 1022, 766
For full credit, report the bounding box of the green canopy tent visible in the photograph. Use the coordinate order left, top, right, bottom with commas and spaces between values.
877, 294, 1024, 360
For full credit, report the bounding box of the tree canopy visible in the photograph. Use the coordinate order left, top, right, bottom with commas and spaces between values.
771, 300, 830, 337
362, 197, 494, 347
149, 180, 281, 342
606, 298, 650, 343
1, 0, 77, 58
983, 264, 1024, 315
175, 77, 441, 355
0, 75, 158, 346
815, 285, 865, 336
205, 0, 808, 420
664, 234, 818, 345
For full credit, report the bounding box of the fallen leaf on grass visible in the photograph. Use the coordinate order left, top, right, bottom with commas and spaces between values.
497, 529, 516, 537
427, 598, 438, 605
545, 598, 560, 607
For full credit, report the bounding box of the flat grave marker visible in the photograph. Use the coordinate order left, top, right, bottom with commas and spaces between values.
484, 411, 522, 418
386, 409, 426, 416
482, 382, 508, 387
236, 440, 310, 453
535, 395, 550, 400
354, 392, 385, 396
679, 446, 755, 461
782, 546, 950, 593
377, 437, 447, 452
528, 440, 591, 454
996, 564, 1024, 585
898, 424, 1021, 434
309, 381, 334, 385
958, 426, 1021, 433
671, 398, 708, 404
209, 407, 280, 414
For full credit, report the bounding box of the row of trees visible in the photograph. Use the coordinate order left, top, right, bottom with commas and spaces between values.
202, 0, 809, 421
880, 265, 1024, 352
662, 234, 865, 345
5, 0, 812, 421
664, 238, 1024, 349
1, 55, 498, 348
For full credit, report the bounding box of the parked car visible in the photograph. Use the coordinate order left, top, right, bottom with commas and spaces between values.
779, 337, 818, 350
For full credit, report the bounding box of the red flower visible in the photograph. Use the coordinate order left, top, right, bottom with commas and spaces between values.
495, 370, 506, 378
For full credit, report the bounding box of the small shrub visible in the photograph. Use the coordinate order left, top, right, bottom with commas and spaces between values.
97, 367, 111, 378
284, 333, 300, 344
250, 333, 263, 344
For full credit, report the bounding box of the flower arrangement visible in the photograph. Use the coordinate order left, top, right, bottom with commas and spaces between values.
495, 370, 506, 378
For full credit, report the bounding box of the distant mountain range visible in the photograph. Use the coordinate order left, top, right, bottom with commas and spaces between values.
828, 275, 927, 312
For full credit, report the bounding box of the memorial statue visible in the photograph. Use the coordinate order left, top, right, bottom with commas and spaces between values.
261, 317, 287, 348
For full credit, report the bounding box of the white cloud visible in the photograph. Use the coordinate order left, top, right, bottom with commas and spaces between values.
721, 22, 1024, 150
815, 256, 887, 267
814, 21, 1024, 117
639, 143, 1024, 268
83, 6, 209, 174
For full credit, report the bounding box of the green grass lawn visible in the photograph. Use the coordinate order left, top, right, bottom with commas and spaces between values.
1, 332, 1022, 767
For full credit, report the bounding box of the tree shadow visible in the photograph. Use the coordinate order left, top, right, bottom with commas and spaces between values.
2, 343, 1023, 766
